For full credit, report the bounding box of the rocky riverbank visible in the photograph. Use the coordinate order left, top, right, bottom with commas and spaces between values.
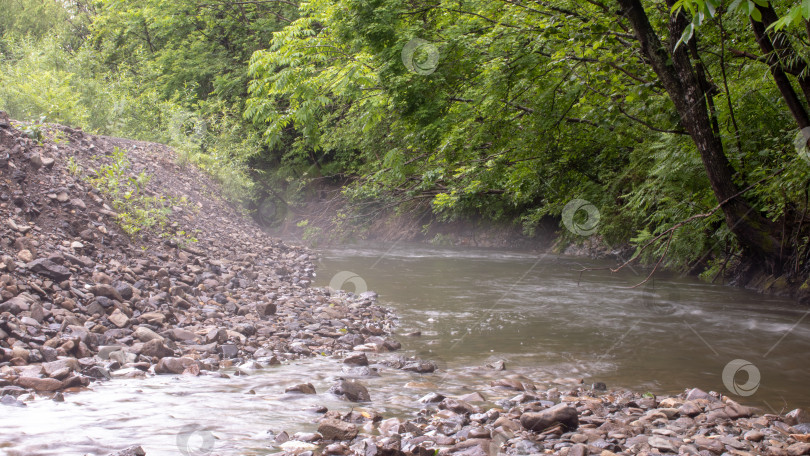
0, 113, 398, 401
3, 114, 810, 456
268, 378, 810, 456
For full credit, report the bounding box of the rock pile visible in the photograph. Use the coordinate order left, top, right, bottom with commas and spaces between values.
283, 386, 810, 456
0, 113, 398, 398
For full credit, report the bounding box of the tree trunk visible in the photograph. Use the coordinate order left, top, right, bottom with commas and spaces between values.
750, 13, 810, 131
615, 0, 786, 268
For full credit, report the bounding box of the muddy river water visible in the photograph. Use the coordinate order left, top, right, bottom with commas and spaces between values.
2, 243, 808, 455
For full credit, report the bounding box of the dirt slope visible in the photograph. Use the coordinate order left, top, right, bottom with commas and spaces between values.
0, 112, 397, 397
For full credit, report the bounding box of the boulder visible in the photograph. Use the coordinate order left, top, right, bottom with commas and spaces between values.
520, 403, 579, 432
91, 284, 123, 301
108, 309, 130, 328
343, 352, 368, 366
134, 326, 164, 343
155, 357, 197, 374
16, 376, 63, 391
140, 339, 174, 359
317, 418, 358, 440
285, 383, 317, 394
328, 379, 370, 402
256, 302, 276, 317
27, 258, 71, 281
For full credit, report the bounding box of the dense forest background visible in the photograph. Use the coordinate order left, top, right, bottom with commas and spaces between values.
3, 0, 810, 288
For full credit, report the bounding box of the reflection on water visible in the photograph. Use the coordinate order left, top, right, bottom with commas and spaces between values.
2, 242, 809, 455
314, 243, 810, 412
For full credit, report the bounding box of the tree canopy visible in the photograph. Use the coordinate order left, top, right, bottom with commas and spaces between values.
3, 0, 810, 284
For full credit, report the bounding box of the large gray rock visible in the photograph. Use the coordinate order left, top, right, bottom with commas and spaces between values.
256, 302, 276, 317
328, 379, 370, 402
27, 258, 71, 281
0, 293, 37, 314
134, 326, 164, 343
520, 403, 579, 432
317, 418, 358, 440
140, 339, 174, 359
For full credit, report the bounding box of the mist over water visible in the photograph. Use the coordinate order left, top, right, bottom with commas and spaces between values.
314, 243, 810, 412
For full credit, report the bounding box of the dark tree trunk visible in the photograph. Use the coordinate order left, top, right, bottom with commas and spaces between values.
757, 5, 810, 110
750, 14, 810, 130
615, 0, 786, 268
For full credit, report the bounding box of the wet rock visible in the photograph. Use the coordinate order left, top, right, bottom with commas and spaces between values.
42, 358, 80, 377
318, 418, 358, 440
447, 438, 491, 456
329, 379, 371, 402
16, 376, 63, 391
419, 392, 445, 403
107, 446, 146, 456
155, 357, 197, 374
1, 395, 26, 407
343, 352, 369, 366
440, 398, 479, 415
786, 409, 810, 426
520, 403, 579, 432
485, 360, 505, 371
140, 339, 174, 359
285, 383, 316, 394
220, 344, 238, 358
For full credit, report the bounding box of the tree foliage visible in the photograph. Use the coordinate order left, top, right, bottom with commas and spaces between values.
4, 0, 810, 279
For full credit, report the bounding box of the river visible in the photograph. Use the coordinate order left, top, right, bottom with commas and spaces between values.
2, 242, 808, 455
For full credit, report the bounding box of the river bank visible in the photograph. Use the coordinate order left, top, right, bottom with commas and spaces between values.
0, 114, 398, 398
2, 117, 810, 456
265, 188, 810, 304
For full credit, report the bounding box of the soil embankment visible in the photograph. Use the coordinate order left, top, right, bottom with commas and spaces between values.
0, 113, 397, 398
